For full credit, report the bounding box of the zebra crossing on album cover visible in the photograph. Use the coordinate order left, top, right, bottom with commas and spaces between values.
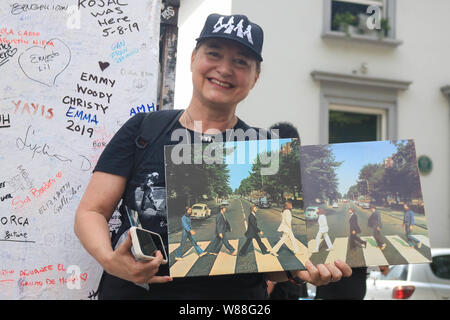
168, 234, 430, 277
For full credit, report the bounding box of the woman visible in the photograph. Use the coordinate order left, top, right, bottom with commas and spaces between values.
74, 13, 351, 299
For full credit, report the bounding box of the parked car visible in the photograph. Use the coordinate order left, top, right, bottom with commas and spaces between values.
361, 202, 370, 209
220, 200, 229, 206
365, 248, 450, 300
190, 203, 211, 219
258, 197, 270, 208
305, 206, 319, 221
332, 202, 339, 208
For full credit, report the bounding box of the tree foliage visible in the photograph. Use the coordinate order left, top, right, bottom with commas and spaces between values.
236, 140, 302, 206
346, 140, 422, 205
300, 144, 342, 206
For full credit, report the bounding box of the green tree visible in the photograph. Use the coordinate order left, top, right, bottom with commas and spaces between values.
384, 140, 422, 203
300, 145, 342, 206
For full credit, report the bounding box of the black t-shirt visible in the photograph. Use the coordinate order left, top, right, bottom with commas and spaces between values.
315, 267, 368, 300
94, 112, 269, 300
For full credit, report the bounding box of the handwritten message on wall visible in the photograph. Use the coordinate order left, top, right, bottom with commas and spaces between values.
0, 0, 161, 299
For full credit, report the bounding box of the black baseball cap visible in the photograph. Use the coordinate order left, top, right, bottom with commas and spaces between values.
196, 13, 264, 62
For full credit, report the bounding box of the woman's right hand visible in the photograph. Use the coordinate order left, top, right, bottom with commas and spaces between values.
104, 231, 173, 285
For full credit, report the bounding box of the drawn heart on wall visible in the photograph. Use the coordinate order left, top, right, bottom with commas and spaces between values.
98, 61, 110, 71
18, 38, 71, 87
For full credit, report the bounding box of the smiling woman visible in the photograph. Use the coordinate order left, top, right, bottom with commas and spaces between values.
74, 12, 352, 301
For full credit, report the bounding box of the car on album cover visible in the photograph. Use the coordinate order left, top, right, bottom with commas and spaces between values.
332, 202, 339, 208
305, 206, 319, 221
361, 202, 370, 209
258, 197, 270, 208
190, 203, 211, 220
364, 248, 450, 300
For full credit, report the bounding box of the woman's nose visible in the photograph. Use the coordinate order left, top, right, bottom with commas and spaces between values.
216, 58, 233, 77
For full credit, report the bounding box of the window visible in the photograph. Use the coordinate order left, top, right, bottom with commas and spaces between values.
322, 0, 401, 46
329, 105, 387, 143
430, 255, 450, 280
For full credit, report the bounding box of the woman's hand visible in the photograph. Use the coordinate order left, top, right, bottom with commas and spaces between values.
265, 259, 352, 286
295, 259, 352, 286
104, 231, 173, 285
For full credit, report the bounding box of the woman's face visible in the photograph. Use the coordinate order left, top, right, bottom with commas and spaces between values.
190, 38, 260, 110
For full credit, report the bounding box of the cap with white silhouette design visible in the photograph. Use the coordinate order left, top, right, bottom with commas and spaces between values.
196, 13, 264, 62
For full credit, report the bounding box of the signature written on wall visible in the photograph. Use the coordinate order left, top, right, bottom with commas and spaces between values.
14, 126, 93, 171
15, 125, 72, 163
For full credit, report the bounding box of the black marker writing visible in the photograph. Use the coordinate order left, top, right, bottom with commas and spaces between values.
0, 43, 18, 67
15, 125, 72, 163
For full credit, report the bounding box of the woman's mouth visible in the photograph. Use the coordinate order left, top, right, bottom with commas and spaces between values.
208, 78, 234, 89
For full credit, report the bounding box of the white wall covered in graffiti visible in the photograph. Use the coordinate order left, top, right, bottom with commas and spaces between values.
0, 0, 161, 299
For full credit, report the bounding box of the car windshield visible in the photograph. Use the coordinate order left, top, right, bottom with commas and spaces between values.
307, 208, 316, 212
192, 205, 204, 210
380, 265, 408, 281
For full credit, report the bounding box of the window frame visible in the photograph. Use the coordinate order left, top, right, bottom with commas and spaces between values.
322, 0, 402, 47
311, 70, 412, 144
329, 104, 388, 141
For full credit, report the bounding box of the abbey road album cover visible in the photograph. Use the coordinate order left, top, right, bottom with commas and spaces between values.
300, 140, 432, 268
164, 138, 309, 278
162, 138, 431, 278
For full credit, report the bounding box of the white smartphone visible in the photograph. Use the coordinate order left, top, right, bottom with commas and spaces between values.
129, 226, 168, 264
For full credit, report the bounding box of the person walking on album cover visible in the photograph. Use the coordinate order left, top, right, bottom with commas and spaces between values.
175, 206, 207, 260
270, 201, 300, 256
368, 205, 386, 250
239, 204, 268, 256
313, 207, 333, 253
208, 205, 237, 256
348, 208, 367, 249
403, 204, 422, 248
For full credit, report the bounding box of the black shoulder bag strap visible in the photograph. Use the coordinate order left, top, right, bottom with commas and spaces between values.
131, 109, 184, 178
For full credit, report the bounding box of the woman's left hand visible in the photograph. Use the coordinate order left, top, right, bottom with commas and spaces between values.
295, 259, 352, 286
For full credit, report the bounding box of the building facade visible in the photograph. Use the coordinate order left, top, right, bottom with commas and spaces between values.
174, 0, 450, 248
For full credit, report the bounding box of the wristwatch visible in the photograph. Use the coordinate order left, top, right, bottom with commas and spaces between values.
285, 270, 306, 286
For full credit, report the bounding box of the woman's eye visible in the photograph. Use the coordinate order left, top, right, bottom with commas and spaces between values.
235, 59, 249, 67
207, 51, 220, 57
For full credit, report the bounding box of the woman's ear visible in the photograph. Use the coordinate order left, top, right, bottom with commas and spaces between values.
190, 49, 198, 72
251, 71, 260, 89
